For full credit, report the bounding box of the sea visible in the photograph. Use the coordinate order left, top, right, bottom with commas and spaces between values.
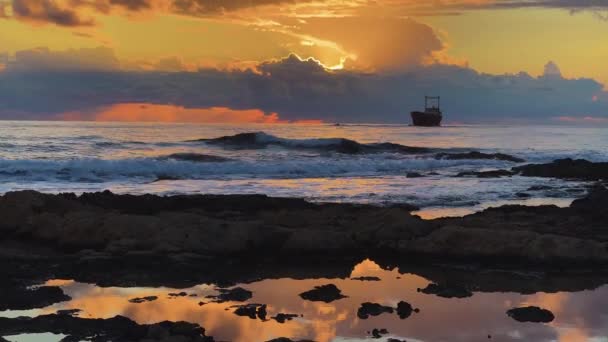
0, 121, 604, 218
2, 121, 608, 341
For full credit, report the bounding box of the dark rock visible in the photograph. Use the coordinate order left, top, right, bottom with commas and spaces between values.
513, 158, 608, 180
406, 172, 424, 178
208, 287, 252, 303
351, 276, 381, 281
56, 309, 81, 316
436, 151, 524, 163
456, 170, 515, 178
357, 303, 394, 319
168, 291, 188, 297
527, 185, 553, 191
387, 339, 407, 342
371, 328, 389, 338
128, 296, 158, 303
271, 313, 300, 323
515, 192, 531, 198
0, 314, 215, 342
506, 306, 555, 323
265, 338, 315, 342
417, 283, 473, 298
299, 284, 347, 303
0, 285, 71, 311
396, 301, 418, 319
233, 304, 267, 320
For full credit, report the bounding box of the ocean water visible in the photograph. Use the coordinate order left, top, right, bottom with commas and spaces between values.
0, 121, 605, 217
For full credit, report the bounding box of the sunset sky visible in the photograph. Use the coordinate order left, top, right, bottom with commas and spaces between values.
1, 0, 607, 123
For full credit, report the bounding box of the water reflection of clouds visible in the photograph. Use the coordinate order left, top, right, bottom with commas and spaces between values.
27, 260, 608, 342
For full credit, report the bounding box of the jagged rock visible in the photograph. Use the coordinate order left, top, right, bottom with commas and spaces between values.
56, 309, 81, 316
513, 158, 608, 180
436, 151, 524, 163
351, 276, 381, 281
507, 306, 555, 323
417, 283, 473, 298
233, 304, 266, 320
406, 172, 424, 178
396, 301, 419, 319
0, 285, 71, 311
370, 328, 389, 338
456, 170, 515, 178
168, 291, 188, 297
357, 303, 393, 319
0, 314, 214, 342
299, 284, 347, 303
271, 313, 300, 323
129, 296, 158, 303
207, 287, 252, 303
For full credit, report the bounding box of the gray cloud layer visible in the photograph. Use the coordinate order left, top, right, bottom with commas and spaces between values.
0, 53, 606, 123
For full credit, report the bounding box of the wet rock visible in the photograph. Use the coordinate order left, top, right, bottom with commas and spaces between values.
351, 276, 381, 281
370, 328, 389, 338
506, 306, 555, 323
571, 186, 608, 219
208, 287, 252, 303
265, 338, 315, 342
56, 309, 81, 316
0, 314, 215, 342
456, 170, 515, 178
387, 339, 407, 342
233, 304, 267, 320
436, 151, 524, 163
406, 172, 424, 178
513, 158, 608, 180
271, 313, 300, 323
357, 303, 394, 319
527, 185, 553, 191
515, 192, 531, 198
417, 283, 473, 298
128, 296, 158, 303
0, 285, 71, 311
396, 301, 419, 319
168, 291, 188, 297
299, 284, 347, 303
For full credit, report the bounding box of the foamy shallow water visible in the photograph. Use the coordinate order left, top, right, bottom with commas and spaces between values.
0, 121, 604, 216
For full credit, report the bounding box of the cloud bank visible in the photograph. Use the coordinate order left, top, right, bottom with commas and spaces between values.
0, 49, 606, 124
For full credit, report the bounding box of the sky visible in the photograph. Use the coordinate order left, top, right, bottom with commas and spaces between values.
0, 0, 607, 124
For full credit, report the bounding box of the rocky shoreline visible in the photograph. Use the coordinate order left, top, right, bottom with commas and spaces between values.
1, 158, 608, 341
0, 185, 606, 265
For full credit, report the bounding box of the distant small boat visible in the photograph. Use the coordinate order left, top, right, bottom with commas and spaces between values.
411, 96, 442, 127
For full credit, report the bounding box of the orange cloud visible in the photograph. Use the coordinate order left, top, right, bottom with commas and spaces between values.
60, 103, 323, 124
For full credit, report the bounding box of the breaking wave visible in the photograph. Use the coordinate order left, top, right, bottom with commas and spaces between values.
193, 132, 431, 154
0, 156, 509, 182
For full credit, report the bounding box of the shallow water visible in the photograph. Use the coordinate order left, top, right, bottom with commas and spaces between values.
3, 260, 608, 342
0, 121, 604, 215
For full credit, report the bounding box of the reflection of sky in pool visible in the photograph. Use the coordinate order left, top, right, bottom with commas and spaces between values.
3, 260, 608, 342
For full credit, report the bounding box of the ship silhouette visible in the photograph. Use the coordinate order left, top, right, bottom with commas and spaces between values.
411, 96, 442, 127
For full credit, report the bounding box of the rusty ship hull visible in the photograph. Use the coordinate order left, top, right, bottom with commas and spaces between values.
411, 111, 442, 127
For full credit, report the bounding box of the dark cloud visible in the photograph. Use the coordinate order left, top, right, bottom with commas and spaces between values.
0, 52, 606, 123
170, 0, 300, 15
7, 47, 120, 71
10, 0, 95, 26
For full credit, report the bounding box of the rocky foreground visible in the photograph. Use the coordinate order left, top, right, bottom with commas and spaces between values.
0, 185, 607, 265
1, 180, 608, 341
